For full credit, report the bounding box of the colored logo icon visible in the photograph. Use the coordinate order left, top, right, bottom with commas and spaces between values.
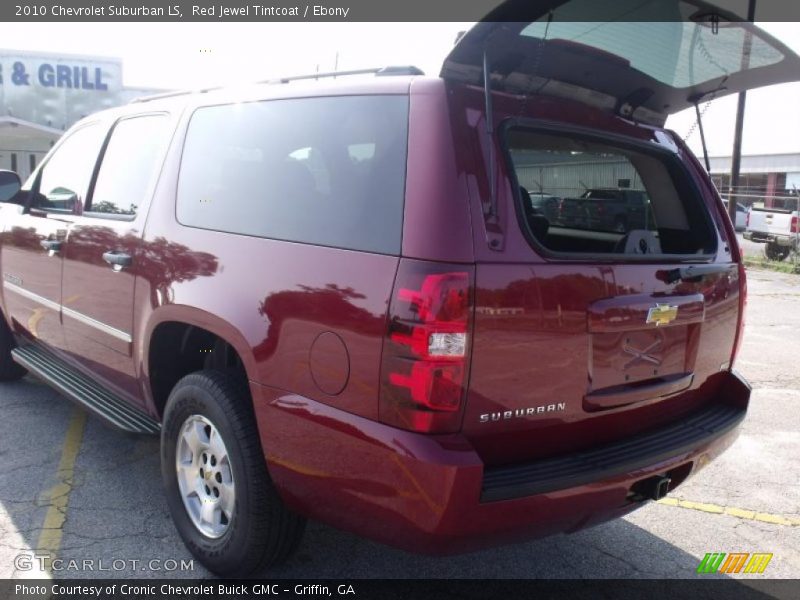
697, 552, 773, 574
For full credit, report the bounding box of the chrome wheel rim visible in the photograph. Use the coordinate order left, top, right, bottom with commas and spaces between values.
175, 414, 235, 538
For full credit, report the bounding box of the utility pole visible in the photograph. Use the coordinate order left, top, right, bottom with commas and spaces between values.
729, 0, 756, 225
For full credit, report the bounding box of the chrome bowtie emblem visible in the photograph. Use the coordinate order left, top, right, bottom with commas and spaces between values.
623, 338, 663, 369
646, 303, 679, 326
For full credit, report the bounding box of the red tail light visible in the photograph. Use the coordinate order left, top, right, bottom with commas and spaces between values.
791, 215, 798, 234
379, 259, 474, 433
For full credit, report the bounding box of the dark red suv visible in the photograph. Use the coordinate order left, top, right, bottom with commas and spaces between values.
1, 2, 798, 577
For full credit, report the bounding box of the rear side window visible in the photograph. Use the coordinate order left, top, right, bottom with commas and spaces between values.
505, 128, 716, 257
176, 95, 409, 255
87, 114, 170, 219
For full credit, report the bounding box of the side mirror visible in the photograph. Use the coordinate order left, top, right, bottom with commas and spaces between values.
0, 170, 21, 203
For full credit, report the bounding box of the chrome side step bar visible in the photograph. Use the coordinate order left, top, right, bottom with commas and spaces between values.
11, 344, 160, 435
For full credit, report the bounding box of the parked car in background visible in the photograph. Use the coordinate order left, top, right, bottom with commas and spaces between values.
744, 205, 799, 260
557, 188, 654, 233
524, 190, 560, 222
722, 200, 748, 231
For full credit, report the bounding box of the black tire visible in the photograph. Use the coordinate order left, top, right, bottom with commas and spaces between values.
161, 370, 305, 576
0, 318, 26, 382
765, 242, 790, 262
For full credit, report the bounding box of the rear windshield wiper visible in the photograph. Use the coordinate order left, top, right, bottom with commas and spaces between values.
664, 264, 736, 284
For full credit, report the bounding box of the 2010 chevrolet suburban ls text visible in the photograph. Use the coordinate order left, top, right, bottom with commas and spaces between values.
1, 1, 798, 576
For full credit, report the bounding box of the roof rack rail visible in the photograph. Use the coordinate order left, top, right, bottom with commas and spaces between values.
261, 65, 424, 84
130, 65, 425, 103
129, 89, 194, 104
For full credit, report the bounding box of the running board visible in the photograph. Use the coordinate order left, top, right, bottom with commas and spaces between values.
11, 344, 161, 435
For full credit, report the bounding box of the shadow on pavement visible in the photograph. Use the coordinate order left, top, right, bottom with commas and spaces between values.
0, 376, 744, 582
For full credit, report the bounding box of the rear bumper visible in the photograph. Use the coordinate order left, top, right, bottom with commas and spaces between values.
252, 371, 750, 555
744, 231, 796, 246
481, 402, 743, 503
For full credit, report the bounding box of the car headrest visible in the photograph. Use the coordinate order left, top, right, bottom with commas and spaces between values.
616, 229, 662, 255
528, 215, 549, 241
519, 185, 549, 241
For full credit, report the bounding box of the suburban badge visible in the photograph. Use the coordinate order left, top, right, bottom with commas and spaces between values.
480, 403, 567, 423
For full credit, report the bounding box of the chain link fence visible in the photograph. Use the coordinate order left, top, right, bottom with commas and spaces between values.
723, 190, 800, 273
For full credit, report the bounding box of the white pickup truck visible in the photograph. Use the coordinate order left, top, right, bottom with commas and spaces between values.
744, 206, 799, 261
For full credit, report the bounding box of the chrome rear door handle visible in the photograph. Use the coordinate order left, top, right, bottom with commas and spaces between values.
40, 239, 62, 256
102, 251, 132, 272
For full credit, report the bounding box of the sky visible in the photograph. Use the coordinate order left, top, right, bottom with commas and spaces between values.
667, 23, 800, 157
0, 21, 797, 157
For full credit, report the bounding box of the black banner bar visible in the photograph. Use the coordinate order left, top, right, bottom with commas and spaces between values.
3, 579, 800, 600
3, 0, 800, 22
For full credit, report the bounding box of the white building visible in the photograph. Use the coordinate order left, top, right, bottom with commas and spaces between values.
0, 49, 162, 180
708, 153, 800, 209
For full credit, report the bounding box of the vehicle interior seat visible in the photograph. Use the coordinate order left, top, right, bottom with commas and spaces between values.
519, 185, 550, 242
615, 229, 662, 255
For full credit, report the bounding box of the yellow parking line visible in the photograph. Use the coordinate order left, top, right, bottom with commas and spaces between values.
658, 497, 800, 526
36, 408, 87, 567
27, 308, 47, 339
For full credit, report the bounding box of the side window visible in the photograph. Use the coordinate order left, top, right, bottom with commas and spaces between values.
176, 95, 409, 255
34, 123, 106, 213
87, 114, 170, 219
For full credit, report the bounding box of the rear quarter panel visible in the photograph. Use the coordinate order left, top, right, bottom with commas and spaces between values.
136, 93, 400, 421
402, 79, 474, 263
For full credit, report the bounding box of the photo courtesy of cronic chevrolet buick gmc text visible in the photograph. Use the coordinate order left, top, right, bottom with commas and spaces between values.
1, 0, 798, 577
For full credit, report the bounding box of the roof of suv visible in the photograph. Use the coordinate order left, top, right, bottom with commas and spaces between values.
136, 73, 422, 108
73, 73, 433, 128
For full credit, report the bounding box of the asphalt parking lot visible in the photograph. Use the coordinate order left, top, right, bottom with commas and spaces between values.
1, 265, 798, 580
739, 234, 765, 259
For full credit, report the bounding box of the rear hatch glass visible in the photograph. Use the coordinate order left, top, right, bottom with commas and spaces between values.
442, 0, 800, 125
507, 127, 716, 256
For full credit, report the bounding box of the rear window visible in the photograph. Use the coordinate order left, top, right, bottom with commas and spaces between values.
177, 95, 408, 255
521, 5, 784, 88
505, 128, 716, 257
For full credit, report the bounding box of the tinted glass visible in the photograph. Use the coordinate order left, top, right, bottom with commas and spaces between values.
35, 123, 106, 213
521, 1, 784, 88
88, 114, 169, 218
508, 129, 715, 256
0, 172, 20, 202
177, 95, 408, 254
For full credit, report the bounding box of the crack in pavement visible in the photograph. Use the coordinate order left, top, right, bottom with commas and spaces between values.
33, 408, 87, 571
1, 461, 60, 476
585, 542, 648, 576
